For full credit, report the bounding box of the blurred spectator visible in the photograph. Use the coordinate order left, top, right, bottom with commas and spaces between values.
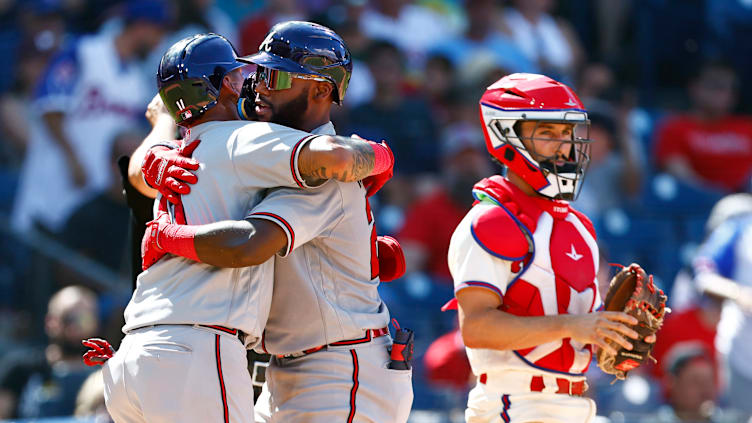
576, 63, 618, 105
74, 370, 112, 422
59, 130, 142, 273
654, 349, 719, 422
398, 123, 491, 283
238, 0, 305, 55
346, 40, 438, 184
0, 38, 55, 167
633, 0, 709, 109
194, 0, 236, 47
423, 328, 471, 392
11, 0, 167, 235
358, 0, 458, 67
692, 193, 752, 418
0, 1, 21, 95
0, 285, 99, 419
421, 54, 456, 125
650, 307, 721, 392
573, 106, 643, 220
141, 0, 237, 93
502, 0, 584, 83
429, 0, 536, 81
0, 3, 67, 169
706, 0, 752, 112
653, 60, 752, 193
329, 15, 375, 110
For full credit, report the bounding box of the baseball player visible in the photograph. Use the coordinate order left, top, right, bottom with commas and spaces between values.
102, 33, 392, 423
444, 73, 654, 422
139, 22, 413, 422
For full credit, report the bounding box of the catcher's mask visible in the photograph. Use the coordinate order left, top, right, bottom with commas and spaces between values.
480, 73, 593, 201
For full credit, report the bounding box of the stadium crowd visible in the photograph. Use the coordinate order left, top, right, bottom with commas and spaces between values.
1, 0, 752, 422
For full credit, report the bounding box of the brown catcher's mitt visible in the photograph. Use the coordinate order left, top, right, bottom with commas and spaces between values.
596, 263, 668, 380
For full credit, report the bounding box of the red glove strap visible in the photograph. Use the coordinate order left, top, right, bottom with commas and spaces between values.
159, 224, 200, 262
370, 142, 391, 175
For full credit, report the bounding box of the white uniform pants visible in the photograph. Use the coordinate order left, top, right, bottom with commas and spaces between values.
465, 381, 596, 423
103, 325, 254, 423
255, 337, 413, 422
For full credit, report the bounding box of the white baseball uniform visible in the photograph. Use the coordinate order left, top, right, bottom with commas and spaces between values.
13, 32, 150, 233
250, 122, 413, 423
448, 176, 602, 423
103, 120, 321, 423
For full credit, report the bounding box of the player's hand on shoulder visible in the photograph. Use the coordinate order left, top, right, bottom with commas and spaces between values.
145, 93, 171, 127
142, 141, 200, 204
567, 312, 640, 357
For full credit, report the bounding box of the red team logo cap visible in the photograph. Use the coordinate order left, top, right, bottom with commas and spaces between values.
479, 73, 593, 201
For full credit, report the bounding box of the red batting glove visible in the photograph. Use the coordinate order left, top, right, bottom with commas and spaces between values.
142, 142, 200, 204
377, 235, 405, 282
141, 208, 172, 270
362, 140, 394, 197
82, 338, 115, 366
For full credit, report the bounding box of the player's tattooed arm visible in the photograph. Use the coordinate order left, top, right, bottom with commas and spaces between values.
297, 136, 375, 186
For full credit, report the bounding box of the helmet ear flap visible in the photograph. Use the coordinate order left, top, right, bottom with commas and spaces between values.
157, 33, 245, 125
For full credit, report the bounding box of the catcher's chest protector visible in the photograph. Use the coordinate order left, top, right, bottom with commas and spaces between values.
472, 176, 601, 374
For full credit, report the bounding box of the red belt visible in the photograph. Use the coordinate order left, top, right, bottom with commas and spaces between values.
479, 373, 586, 396
279, 327, 389, 359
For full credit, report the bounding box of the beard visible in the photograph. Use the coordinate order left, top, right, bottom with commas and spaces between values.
268, 88, 309, 130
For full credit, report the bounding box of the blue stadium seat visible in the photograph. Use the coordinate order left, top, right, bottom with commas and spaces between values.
596, 208, 680, 292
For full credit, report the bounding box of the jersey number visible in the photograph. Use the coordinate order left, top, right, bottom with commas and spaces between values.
365, 199, 379, 280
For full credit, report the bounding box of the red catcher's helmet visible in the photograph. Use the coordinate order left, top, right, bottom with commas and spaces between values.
479, 73, 592, 200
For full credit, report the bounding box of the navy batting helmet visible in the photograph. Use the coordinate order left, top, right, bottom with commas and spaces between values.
239, 21, 352, 104
157, 33, 246, 124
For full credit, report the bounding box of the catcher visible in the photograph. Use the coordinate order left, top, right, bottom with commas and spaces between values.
444, 73, 666, 423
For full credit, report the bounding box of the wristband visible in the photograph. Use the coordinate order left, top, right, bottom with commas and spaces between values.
370, 142, 391, 175
158, 223, 200, 262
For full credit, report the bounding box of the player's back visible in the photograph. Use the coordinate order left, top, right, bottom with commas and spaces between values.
250, 179, 390, 355
124, 120, 314, 345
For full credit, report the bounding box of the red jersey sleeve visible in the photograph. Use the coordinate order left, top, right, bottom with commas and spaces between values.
654, 116, 690, 168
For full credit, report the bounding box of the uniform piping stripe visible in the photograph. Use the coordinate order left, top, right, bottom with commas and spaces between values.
455, 281, 503, 301
250, 212, 295, 255
511, 350, 585, 377
500, 394, 511, 423
202, 325, 238, 335
330, 331, 371, 346
214, 335, 230, 423
261, 330, 269, 354
290, 135, 316, 188
347, 349, 359, 423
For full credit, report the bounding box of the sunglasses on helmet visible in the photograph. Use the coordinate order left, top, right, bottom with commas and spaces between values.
253, 66, 329, 91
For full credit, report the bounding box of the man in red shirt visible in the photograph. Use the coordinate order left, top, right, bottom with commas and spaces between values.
654, 60, 752, 192
649, 302, 720, 385
398, 123, 492, 283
